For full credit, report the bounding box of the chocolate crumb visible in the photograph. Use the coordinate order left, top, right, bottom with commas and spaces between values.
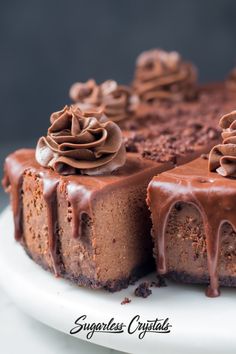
134, 282, 152, 298
122, 94, 223, 164
121, 297, 131, 305
201, 153, 209, 160
150, 275, 167, 288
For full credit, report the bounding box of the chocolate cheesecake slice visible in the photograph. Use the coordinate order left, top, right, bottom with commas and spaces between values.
4, 149, 169, 291
147, 111, 236, 297
3, 106, 175, 291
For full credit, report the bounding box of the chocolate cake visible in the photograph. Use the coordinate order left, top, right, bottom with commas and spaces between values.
4, 149, 166, 291
3, 48, 236, 293
147, 111, 236, 297
3, 106, 173, 291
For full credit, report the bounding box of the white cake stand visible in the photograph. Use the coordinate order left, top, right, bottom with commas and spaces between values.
0, 207, 235, 354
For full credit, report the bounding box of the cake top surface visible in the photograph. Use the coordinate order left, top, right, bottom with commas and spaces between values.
150, 156, 236, 192
125, 84, 236, 164
4, 149, 166, 193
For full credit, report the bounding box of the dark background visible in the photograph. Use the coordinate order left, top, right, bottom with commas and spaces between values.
1, 0, 236, 208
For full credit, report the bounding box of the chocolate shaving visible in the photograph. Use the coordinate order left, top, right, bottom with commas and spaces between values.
124, 92, 223, 164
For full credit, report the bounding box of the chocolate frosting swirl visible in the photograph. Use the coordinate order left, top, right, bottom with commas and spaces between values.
69, 79, 139, 123
69, 79, 101, 106
133, 49, 197, 102
226, 68, 236, 91
209, 111, 236, 177
35, 105, 126, 175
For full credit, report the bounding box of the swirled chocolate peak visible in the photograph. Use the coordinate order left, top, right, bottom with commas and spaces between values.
69, 79, 139, 123
133, 49, 197, 102
35, 105, 126, 176
209, 111, 236, 177
226, 68, 236, 91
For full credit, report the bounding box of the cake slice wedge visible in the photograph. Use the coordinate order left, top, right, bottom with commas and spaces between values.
147, 109, 236, 298
3, 149, 172, 291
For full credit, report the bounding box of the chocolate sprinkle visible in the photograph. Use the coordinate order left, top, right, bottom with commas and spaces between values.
121, 297, 131, 305
123, 88, 235, 164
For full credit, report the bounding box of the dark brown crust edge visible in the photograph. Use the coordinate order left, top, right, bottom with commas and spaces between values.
23, 245, 155, 292
166, 270, 236, 288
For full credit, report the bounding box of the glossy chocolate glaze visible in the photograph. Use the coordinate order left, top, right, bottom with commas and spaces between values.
41, 176, 59, 275
3, 149, 93, 275
2, 150, 34, 242
147, 157, 236, 297
3, 149, 164, 276
66, 182, 92, 239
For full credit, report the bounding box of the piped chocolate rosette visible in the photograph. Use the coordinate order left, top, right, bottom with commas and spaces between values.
209, 111, 236, 177
69, 79, 139, 123
133, 49, 197, 102
226, 68, 236, 92
36, 105, 126, 176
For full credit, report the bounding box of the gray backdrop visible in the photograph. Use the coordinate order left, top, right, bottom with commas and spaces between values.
1, 0, 236, 144
0, 0, 236, 209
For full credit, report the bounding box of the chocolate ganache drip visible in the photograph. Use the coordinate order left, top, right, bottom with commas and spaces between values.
3, 107, 126, 278
36, 105, 126, 176
209, 111, 236, 177
149, 110, 236, 298
133, 49, 197, 102
2, 150, 33, 242
69, 79, 139, 123
3, 149, 95, 276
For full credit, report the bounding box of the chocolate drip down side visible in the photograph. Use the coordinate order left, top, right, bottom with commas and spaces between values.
147, 170, 236, 297
41, 176, 60, 276
3, 149, 93, 275
2, 149, 34, 242
66, 181, 92, 239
